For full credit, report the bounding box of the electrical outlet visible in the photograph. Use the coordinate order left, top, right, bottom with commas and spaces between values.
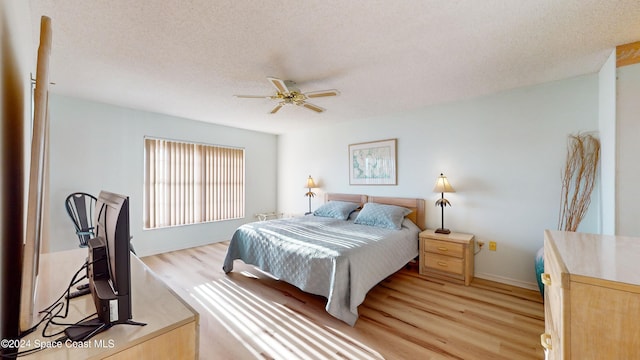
489, 241, 497, 251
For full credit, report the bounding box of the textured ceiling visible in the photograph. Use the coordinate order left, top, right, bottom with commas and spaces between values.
29, 0, 640, 134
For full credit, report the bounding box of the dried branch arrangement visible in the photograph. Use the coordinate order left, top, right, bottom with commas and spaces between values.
558, 133, 600, 231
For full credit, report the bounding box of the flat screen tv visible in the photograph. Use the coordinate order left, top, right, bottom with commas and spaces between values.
65, 190, 139, 340
94, 190, 132, 322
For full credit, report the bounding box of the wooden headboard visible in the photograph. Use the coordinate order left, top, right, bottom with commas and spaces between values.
368, 196, 426, 230
325, 193, 368, 206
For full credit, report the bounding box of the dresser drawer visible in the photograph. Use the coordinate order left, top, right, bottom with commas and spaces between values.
424, 253, 464, 275
419, 230, 474, 285
424, 239, 464, 258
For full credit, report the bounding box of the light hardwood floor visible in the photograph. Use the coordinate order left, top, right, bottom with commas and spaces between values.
142, 242, 544, 359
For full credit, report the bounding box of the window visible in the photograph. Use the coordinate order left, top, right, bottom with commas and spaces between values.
144, 137, 244, 229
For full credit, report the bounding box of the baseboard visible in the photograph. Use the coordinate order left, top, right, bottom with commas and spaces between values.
475, 272, 539, 291
138, 238, 227, 258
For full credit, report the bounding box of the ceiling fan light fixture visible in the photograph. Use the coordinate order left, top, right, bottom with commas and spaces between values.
234, 77, 339, 114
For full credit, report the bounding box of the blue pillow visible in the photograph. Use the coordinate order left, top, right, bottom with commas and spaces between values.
313, 201, 361, 220
354, 203, 412, 230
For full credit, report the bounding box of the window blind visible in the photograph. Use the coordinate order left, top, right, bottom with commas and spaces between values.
144, 138, 244, 229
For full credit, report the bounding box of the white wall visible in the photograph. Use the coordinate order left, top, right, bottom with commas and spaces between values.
598, 50, 617, 235
617, 62, 640, 236
278, 74, 599, 288
47, 94, 278, 256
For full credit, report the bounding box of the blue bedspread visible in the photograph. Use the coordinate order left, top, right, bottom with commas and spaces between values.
223, 215, 420, 325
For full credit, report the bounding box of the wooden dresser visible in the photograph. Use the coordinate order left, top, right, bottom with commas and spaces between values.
419, 229, 474, 286
541, 230, 640, 359
22, 249, 199, 359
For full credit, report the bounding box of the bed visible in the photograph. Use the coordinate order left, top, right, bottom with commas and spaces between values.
223, 194, 426, 325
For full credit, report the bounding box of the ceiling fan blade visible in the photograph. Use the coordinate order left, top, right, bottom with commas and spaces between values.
301, 102, 325, 113
267, 77, 289, 95
234, 95, 272, 98
304, 89, 340, 98
270, 103, 284, 114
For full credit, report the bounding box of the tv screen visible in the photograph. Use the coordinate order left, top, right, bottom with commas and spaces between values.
65, 190, 136, 341
92, 190, 132, 324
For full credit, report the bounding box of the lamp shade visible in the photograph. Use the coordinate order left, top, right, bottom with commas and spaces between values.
433, 173, 455, 193
306, 175, 317, 188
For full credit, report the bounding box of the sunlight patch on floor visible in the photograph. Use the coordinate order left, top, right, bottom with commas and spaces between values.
190, 278, 383, 360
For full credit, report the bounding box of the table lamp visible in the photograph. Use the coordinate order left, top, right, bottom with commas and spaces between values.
304, 175, 317, 215
433, 173, 455, 234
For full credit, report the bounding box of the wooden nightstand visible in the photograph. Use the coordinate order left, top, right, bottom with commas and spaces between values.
419, 229, 475, 286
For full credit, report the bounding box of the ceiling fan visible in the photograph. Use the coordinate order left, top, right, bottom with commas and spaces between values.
234, 77, 340, 114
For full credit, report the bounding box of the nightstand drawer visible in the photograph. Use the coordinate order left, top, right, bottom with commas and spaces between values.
424, 239, 464, 258
424, 253, 464, 275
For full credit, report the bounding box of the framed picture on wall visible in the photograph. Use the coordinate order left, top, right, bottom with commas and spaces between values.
349, 138, 397, 185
